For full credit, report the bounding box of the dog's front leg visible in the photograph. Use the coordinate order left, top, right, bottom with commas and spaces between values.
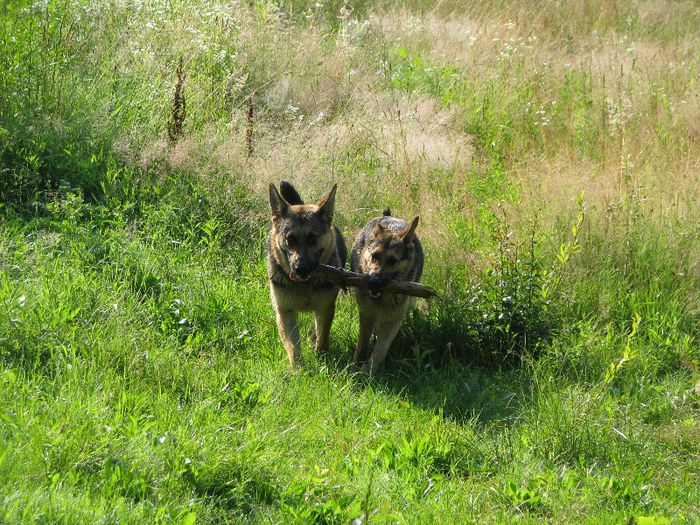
313, 298, 336, 354
353, 310, 374, 364
275, 309, 301, 367
365, 318, 403, 375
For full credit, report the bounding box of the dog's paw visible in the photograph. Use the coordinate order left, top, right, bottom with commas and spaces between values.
351, 361, 376, 376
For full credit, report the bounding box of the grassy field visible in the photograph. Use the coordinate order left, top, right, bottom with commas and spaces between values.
1, 0, 699, 523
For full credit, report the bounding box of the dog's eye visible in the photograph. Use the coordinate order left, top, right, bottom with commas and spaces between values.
371, 252, 381, 262
286, 233, 297, 246
386, 255, 398, 266
306, 234, 317, 245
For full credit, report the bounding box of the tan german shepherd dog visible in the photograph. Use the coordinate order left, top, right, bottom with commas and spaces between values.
266, 181, 347, 367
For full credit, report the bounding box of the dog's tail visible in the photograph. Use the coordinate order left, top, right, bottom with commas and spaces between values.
382, 207, 392, 217
280, 180, 304, 205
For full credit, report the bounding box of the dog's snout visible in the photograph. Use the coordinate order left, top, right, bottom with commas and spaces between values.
293, 259, 314, 278
368, 273, 386, 289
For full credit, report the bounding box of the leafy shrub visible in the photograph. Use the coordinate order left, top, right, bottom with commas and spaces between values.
394, 203, 584, 368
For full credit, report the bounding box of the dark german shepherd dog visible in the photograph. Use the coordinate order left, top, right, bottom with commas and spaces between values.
351, 209, 423, 373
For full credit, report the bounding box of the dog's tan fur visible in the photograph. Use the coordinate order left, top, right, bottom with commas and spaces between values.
266, 182, 347, 367
351, 210, 423, 373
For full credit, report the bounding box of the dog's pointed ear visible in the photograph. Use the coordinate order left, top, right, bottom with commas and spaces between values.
370, 221, 387, 239
315, 184, 337, 224
402, 216, 419, 243
372, 221, 386, 235
269, 183, 289, 218
280, 180, 304, 205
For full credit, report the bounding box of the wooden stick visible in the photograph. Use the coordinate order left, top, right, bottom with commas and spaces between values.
314, 265, 438, 298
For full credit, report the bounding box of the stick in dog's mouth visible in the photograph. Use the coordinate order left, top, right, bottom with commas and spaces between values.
313, 265, 438, 298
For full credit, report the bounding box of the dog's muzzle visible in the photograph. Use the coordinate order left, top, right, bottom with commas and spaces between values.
289, 260, 314, 282
367, 273, 389, 299
289, 269, 312, 282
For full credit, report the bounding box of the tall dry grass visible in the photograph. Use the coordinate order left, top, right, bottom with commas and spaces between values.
17, 0, 693, 252
130, 1, 697, 246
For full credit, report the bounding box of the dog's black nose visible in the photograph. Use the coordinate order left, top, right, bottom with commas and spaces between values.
294, 261, 314, 279
368, 274, 384, 288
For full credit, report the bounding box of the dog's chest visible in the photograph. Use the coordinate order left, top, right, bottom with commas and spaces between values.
355, 291, 413, 321
270, 281, 337, 312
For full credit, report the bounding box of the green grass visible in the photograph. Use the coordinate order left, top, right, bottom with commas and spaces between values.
1, 1, 699, 523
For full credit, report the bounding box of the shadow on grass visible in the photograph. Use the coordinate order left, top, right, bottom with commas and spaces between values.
326, 333, 535, 428
375, 360, 534, 427
323, 286, 551, 427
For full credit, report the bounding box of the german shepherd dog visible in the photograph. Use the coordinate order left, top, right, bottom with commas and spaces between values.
267, 181, 347, 367
351, 209, 423, 373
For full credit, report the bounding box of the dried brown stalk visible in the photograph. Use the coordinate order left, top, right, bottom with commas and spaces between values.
168, 57, 186, 143
313, 265, 438, 298
246, 95, 254, 157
